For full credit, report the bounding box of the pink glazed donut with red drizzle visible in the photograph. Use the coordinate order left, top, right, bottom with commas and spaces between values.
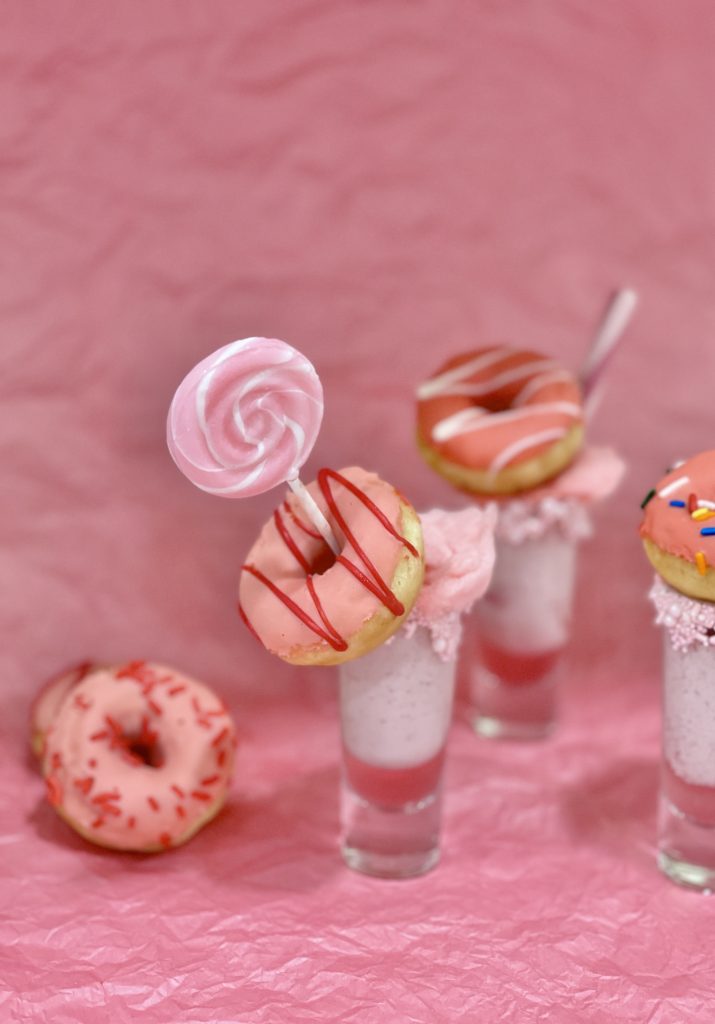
238, 466, 425, 666
417, 346, 585, 495
42, 661, 236, 852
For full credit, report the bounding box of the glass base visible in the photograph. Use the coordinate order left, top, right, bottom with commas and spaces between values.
470, 662, 556, 741
340, 779, 442, 879
658, 793, 715, 893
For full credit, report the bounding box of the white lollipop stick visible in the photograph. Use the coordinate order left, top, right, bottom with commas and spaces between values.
288, 478, 341, 555
581, 288, 638, 417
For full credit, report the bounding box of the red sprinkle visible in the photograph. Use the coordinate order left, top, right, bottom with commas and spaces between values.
147, 698, 162, 716
212, 727, 228, 748
191, 790, 211, 802
176, 804, 186, 819
116, 660, 147, 680
127, 816, 136, 829
92, 790, 120, 805
171, 784, 185, 799
159, 832, 172, 848
147, 796, 160, 812
88, 758, 97, 769
45, 775, 62, 807
73, 776, 94, 795
91, 817, 105, 829
167, 685, 186, 697
216, 750, 227, 767
50, 751, 62, 771
89, 730, 109, 742
73, 693, 91, 711
201, 775, 219, 786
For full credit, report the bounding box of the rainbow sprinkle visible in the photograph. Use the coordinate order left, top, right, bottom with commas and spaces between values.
700, 527, 715, 536
693, 508, 715, 522
670, 500, 686, 508
640, 488, 656, 509
696, 551, 709, 576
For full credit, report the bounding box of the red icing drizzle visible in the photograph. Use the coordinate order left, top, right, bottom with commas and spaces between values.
274, 508, 312, 574
241, 469, 419, 652
283, 500, 322, 539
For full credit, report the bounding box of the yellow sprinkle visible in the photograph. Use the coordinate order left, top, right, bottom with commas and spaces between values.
696, 551, 708, 576
692, 508, 715, 521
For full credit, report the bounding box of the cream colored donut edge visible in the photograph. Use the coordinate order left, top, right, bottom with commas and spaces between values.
643, 537, 715, 603
417, 422, 584, 496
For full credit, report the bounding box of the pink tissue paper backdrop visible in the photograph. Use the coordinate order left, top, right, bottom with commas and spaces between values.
3, 2, 715, 1021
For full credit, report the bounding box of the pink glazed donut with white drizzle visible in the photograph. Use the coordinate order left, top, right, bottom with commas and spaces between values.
41, 661, 236, 852
416, 346, 585, 495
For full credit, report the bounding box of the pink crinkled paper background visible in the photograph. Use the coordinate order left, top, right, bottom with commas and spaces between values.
4, 2, 715, 1020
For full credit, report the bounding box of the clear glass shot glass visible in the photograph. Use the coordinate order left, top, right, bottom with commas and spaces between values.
466, 527, 577, 740
338, 625, 456, 879
659, 630, 715, 892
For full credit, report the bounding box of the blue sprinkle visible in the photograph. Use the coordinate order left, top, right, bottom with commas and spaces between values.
670, 500, 686, 507
701, 528, 715, 536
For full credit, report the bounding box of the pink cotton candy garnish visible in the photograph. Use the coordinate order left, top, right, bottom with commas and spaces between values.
527, 445, 625, 503
167, 337, 323, 498
417, 506, 497, 620
404, 506, 497, 660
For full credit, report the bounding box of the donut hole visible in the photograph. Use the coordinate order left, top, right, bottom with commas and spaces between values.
308, 544, 338, 576
123, 722, 165, 769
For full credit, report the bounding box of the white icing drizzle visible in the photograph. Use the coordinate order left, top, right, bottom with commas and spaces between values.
416, 347, 512, 400
432, 402, 581, 444
489, 427, 568, 474
658, 475, 690, 499
512, 369, 576, 406
427, 358, 558, 400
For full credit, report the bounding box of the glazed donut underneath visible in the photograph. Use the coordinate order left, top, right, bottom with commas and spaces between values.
42, 661, 236, 852
30, 661, 97, 760
238, 466, 425, 666
417, 347, 584, 495
641, 450, 715, 602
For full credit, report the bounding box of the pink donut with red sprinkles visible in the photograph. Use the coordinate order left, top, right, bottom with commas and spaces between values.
41, 661, 236, 852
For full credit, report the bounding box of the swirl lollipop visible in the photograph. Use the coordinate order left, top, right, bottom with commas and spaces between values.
167, 337, 339, 551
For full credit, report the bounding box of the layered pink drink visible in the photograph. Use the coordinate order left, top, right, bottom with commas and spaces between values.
469, 526, 578, 737
339, 507, 495, 877
465, 447, 624, 739
650, 574, 715, 890
340, 626, 454, 810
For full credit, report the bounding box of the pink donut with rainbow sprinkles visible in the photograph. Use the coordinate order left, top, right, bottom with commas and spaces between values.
41, 661, 236, 852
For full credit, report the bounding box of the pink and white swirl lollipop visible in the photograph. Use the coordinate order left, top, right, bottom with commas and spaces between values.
168, 337, 338, 550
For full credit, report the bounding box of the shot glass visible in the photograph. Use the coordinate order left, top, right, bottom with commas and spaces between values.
659, 629, 715, 892
467, 527, 577, 739
339, 624, 456, 879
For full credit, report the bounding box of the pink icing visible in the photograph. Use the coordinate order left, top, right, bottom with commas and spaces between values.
404, 506, 497, 661
416, 347, 583, 473
650, 575, 715, 651
640, 450, 715, 568
42, 661, 236, 851
493, 446, 625, 544
239, 467, 418, 659
167, 337, 323, 498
